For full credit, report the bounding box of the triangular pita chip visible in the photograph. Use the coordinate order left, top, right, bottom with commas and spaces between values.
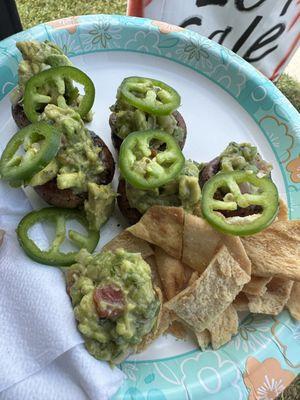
154, 247, 193, 301
165, 245, 250, 332
286, 282, 300, 320
103, 230, 153, 259
168, 321, 190, 340
246, 278, 293, 315
243, 276, 272, 296
242, 220, 300, 281
145, 255, 164, 294
195, 329, 211, 350
128, 206, 184, 259
233, 292, 249, 311
182, 214, 251, 275
206, 305, 238, 350
136, 288, 170, 353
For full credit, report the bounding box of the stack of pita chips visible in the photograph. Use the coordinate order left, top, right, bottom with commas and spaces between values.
116, 203, 299, 351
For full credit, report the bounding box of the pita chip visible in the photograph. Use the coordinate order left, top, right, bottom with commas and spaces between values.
103, 230, 153, 259
286, 282, 300, 320
195, 329, 211, 350
136, 288, 171, 352
168, 321, 190, 340
242, 220, 300, 281
207, 305, 238, 350
165, 245, 250, 332
222, 235, 251, 276
128, 206, 184, 259
246, 278, 294, 315
243, 276, 272, 296
182, 214, 251, 275
188, 271, 200, 285
145, 255, 164, 294
233, 292, 249, 311
154, 247, 193, 301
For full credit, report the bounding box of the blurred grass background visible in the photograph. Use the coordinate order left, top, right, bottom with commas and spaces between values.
16, 0, 127, 29
15, 0, 299, 112
14, 1, 300, 398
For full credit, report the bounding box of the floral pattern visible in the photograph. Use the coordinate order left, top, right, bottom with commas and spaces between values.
238, 79, 275, 115
243, 357, 296, 400
232, 314, 271, 354
0, 15, 299, 400
49, 31, 81, 57
123, 388, 167, 400
259, 116, 294, 163
151, 20, 184, 34
293, 325, 300, 341
181, 351, 246, 399
0, 65, 17, 96
80, 16, 122, 50
210, 49, 246, 97
175, 36, 214, 72
47, 16, 79, 34
126, 30, 160, 53
287, 157, 300, 183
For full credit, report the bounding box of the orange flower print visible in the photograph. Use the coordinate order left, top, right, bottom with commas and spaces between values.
287, 156, 300, 183
47, 17, 79, 34
151, 20, 184, 34
243, 357, 295, 400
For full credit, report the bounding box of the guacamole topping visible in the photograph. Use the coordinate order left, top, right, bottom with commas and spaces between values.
12, 40, 92, 122
84, 183, 116, 231
220, 142, 272, 177
39, 105, 104, 192
27, 105, 114, 230
67, 248, 160, 363
12, 41, 71, 103
126, 160, 202, 215
110, 95, 185, 144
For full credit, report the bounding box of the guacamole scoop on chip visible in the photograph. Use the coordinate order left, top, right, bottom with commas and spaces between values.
66, 248, 161, 364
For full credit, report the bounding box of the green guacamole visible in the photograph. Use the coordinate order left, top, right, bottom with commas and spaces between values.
28, 105, 115, 231
110, 95, 185, 145
67, 248, 160, 363
12, 40, 92, 122
11, 40, 71, 105
220, 142, 272, 177
12, 40, 114, 231
126, 160, 202, 215
33, 105, 104, 193
84, 183, 116, 231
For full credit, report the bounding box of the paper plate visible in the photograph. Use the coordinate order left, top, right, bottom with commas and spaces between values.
0, 14, 299, 400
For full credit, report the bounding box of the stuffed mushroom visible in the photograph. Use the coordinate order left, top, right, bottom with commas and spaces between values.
117, 160, 202, 225
199, 142, 273, 218
11, 40, 92, 128
109, 76, 187, 151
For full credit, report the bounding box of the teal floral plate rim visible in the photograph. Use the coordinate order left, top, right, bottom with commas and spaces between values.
0, 14, 299, 400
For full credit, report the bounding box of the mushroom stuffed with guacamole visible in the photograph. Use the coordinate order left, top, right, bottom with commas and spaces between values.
199, 141, 273, 218
32, 105, 116, 230
11, 40, 92, 128
4, 40, 116, 231
118, 159, 202, 225
66, 248, 161, 364
109, 76, 187, 151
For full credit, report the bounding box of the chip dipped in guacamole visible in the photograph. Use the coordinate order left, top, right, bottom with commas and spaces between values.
66, 248, 161, 364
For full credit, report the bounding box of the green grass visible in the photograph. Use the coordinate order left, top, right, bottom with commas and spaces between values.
14, 1, 300, 398
276, 74, 300, 112
16, 0, 127, 29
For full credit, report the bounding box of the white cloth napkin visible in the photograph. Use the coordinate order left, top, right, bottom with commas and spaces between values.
0, 182, 124, 400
